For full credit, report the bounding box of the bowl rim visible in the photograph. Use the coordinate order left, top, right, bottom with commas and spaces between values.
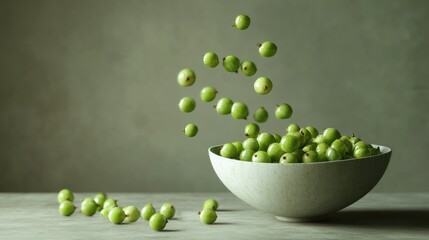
208, 144, 392, 165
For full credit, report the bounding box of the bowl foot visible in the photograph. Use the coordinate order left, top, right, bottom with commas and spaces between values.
275, 215, 326, 222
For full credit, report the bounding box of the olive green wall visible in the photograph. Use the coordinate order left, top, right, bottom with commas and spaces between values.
1, 0, 428, 192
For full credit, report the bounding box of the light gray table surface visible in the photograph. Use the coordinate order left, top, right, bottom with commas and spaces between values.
0, 192, 428, 240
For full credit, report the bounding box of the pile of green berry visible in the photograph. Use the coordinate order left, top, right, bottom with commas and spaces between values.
177, 14, 286, 137
57, 189, 176, 231
220, 123, 382, 163
57, 189, 220, 230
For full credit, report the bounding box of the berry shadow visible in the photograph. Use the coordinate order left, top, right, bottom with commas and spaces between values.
318, 209, 429, 231
162, 229, 182, 232
216, 209, 241, 212
212, 222, 236, 225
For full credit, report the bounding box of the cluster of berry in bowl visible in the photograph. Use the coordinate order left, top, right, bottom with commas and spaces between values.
220, 123, 382, 163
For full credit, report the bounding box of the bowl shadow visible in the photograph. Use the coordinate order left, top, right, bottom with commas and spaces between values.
318, 209, 429, 231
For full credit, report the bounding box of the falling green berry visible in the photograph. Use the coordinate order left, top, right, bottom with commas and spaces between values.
200, 87, 217, 102
254, 77, 273, 95
234, 14, 251, 30
184, 123, 198, 137
258, 41, 277, 57
244, 122, 260, 138
253, 107, 269, 123
275, 103, 293, 119
178, 97, 196, 113
215, 97, 234, 115
203, 51, 219, 68
223, 55, 240, 73
231, 102, 249, 120
177, 68, 196, 87
240, 60, 257, 76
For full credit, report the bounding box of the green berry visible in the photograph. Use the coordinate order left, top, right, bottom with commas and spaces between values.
302, 142, 317, 152
203, 51, 219, 68
322, 128, 342, 145
203, 199, 218, 210
231, 102, 249, 120
272, 133, 281, 143
280, 134, 300, 153
331, 139, 348, 157
215, 97, 233, 115
242, 138, 259, 152
290, 149, 304, 161
239, 149, 255, 161
288, 131, 305, 148
123, 205, 140, 223
275, 103, 293, 119
256, 133, 276, 151
306, 126, 319, 139
200, 87, 217, 102
81, 198, 97, 216
253, 107, 269, 123
59, 200, 76, 216
316, 143, 329, 161
160, 203, 175, 219
177, 68, 196, 87
340, 136, 353, 154
240, 60, 257, 76
349, 136, 362, 146
184, 123, 198, 137
223, 55, 240, 73
199, 209, 217, 224
286, 123, 300, 134
280, 153, 299, 164
108, 207, 126, 224
302, 150, 319, 163
252, 150, 271, 163
57, 189, 74, 203
178, 97, 196, 113
258, 41, 277, 57
267, 143, 285, 163
354, 147, 370, 158
141, 203, 156, 221
353, 141, 367, 151
299, 128, 312, 146
220, 143, 238, 159
326, 147, 342, 161
149, 213, 168, 231
103, 198, 118, 210
100, 207, 113, 218
94, 192, 107, 211
234, 14, 250, 30
313, 134, 325, 144
254, 77, 273, 95
244, 123, 260, 138
232, 141, 243, 153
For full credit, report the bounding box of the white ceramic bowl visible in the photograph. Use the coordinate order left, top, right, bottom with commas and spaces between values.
209, 145, 391, 222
